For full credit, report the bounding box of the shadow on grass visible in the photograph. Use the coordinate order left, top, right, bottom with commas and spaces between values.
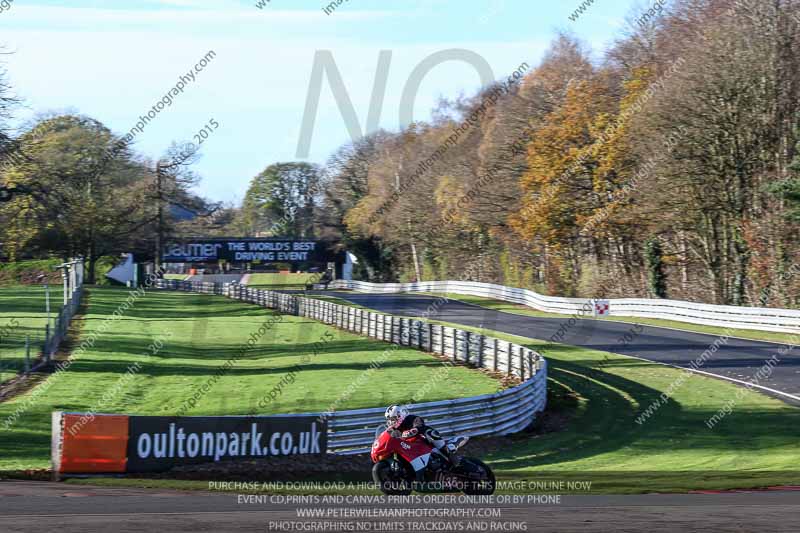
55, 355, 440, 378
489, 356, 800, 473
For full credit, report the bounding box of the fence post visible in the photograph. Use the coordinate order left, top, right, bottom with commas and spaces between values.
507, 342, 512, 376
24, 336, 31, 373
477, 334, 484, 368
493, 338, 499, 372
418, 322, 423, 350
519, 345, 524, 379
464, 331, 470, 364
44, 324, 51, 363
451, 329, 457, 363
427, 323, 433, 352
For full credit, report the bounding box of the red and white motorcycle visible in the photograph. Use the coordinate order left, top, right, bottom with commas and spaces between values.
370, 425, 495, 495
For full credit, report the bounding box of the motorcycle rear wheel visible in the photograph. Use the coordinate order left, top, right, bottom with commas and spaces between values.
457, 458, 496, 495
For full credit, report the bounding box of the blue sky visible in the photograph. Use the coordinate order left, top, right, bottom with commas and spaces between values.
0, 0, 641, 203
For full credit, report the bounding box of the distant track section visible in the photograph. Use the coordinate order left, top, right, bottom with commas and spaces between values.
313, 291, 800, 407
329, 280, 800, 334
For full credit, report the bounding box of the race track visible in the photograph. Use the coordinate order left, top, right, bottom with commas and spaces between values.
0, 482, 798, 533
314, 292, 800, 406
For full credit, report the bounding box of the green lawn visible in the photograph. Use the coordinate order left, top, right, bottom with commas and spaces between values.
5, 287, 798, 493
0, 287, 53, 383
246, 272, 322, 290
247, 272, 321, 289
163, 274, 188, 281
413, 292, 799, 345
0, 287, 498, 472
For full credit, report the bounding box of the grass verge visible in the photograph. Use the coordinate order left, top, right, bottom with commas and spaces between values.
0, 287, 51, 383
0, 287, 499, 472
247, 273, 321, 290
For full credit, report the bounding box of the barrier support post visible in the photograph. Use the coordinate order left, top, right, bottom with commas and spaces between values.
427, 323, 433, 352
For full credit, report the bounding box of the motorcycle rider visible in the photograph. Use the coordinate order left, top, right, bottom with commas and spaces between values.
384, 405, 462, 483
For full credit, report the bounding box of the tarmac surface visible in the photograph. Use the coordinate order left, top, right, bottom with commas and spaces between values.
0, 481, 798, 532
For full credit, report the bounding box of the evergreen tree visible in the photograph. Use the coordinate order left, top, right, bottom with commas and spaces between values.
645, 238, 667, 299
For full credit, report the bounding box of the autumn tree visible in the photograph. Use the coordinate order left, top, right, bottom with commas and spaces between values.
0, 115, 149, 281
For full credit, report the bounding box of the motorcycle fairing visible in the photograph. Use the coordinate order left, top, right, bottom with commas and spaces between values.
408, 452, 431, 472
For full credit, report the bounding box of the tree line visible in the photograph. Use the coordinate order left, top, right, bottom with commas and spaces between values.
0, 107, 231, 282
3, 0, 800, 308
247, 0, 800, 307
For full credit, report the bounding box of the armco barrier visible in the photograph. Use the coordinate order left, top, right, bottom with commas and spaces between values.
328, 280, 800, 334
151, 279, 547, 456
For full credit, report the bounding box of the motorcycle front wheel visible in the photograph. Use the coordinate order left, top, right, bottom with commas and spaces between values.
372, 459, 413, 495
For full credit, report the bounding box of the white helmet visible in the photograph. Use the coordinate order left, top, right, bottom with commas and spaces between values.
384, 405, 409, 429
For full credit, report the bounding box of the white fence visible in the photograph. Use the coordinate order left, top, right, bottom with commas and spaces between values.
329, 280, 800, 334
154, 280, 548, 454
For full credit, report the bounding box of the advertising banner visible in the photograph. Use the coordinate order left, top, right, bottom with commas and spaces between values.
52, 412, 327, 474
162, 239, 340, 264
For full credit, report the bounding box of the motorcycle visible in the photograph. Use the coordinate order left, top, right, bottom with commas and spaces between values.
370, 425, 495, 495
